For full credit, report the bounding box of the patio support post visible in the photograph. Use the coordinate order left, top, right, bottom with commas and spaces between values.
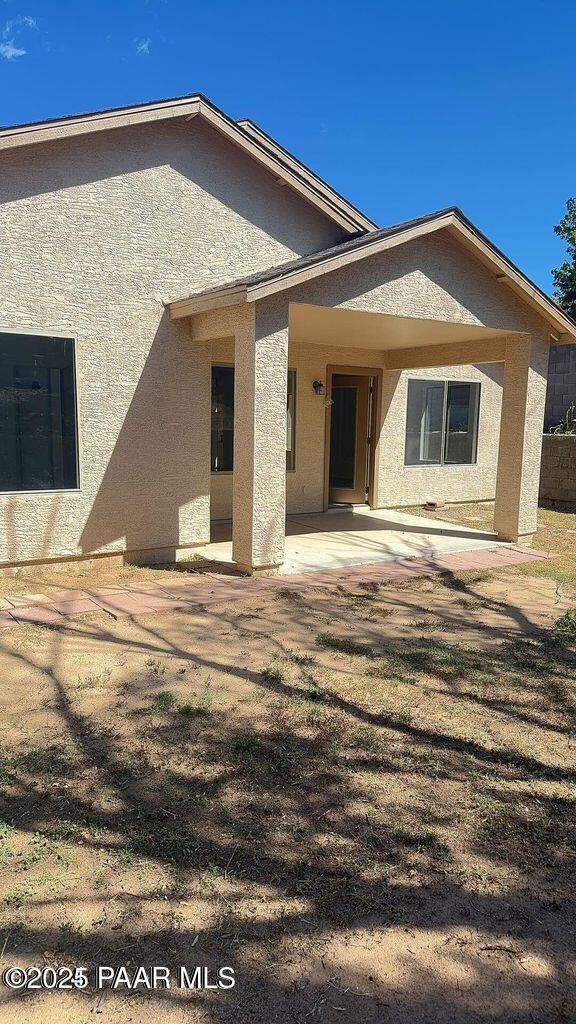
232, 300, 288, 573
494, 334, 549, 545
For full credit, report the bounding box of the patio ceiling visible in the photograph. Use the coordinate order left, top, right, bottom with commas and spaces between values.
288, 301, 516, 352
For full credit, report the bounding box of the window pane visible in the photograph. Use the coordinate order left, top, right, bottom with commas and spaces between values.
0, 334, 78, 492
211, 366, 297, 473
404, 380, 444, 466
211, 366, 234, 472
444, 382, 480, 464
286, 369, 296, 470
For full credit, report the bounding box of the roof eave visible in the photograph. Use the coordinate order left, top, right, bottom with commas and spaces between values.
169, 285, 248, 320
0, 94, 374, 236
0, 95, 204, 150
168, 210, 576, 341
236, 117, 377, 233
444, 217, 576, 341
168, 213, 454, 320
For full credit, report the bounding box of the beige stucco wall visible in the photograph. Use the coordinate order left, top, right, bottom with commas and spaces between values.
1, 116, 550, 566
0, 118, 344, 566
207, 231, 548, 525
209, 341, 503, 521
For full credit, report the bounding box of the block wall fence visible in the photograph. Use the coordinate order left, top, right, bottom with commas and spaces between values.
539, 434, 576, 504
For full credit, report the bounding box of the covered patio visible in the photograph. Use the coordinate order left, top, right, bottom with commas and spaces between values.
192, 506, 506, 575
168, 209, 575, 575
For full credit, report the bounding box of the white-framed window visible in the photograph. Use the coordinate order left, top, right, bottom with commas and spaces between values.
0, 333, 79, 492
405, 378, 480, 467
210, 365, 297, 473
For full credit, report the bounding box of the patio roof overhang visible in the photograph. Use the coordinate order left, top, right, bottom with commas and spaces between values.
288, 302, 514, 364
167, 207, 576, 344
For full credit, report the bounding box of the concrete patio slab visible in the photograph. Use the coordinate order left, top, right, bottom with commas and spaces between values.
201, 507, 507, 575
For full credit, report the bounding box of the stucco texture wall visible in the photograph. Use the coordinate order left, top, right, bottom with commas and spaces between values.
208, 231, 546, 522
0, 118, 344, 565
209, 344, 503, 520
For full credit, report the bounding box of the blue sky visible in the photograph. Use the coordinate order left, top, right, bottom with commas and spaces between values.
0, 0, 574, 292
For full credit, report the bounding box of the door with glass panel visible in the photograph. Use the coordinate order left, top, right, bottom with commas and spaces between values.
328, 373, 371, 504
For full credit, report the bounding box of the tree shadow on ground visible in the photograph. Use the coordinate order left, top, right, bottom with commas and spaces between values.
0, 571, 574, 1022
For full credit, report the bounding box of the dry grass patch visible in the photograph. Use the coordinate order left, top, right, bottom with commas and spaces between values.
0, 531, 574, 1021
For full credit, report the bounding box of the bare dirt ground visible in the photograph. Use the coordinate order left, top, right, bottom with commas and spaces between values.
0, 505, 575, 1023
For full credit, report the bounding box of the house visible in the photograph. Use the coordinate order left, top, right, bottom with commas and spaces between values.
1, 93, 575, 575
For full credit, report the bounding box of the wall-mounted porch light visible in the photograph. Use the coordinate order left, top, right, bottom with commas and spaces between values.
312, 380, 325, 396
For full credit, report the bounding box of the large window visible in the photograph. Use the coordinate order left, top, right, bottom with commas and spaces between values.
0, 333, 79, 492
405, 378, 480, 467
210, 365, 296, 473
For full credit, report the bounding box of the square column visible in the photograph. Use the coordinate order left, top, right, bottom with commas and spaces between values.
494, 334, 549, 544
232, 300, 289, 573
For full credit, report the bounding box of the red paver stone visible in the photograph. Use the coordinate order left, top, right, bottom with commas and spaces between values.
137, 597, 192, 612
6, 593, 54, 607
155, 585, 206, 599
127, 581, 178, 593
90, 593, 162, 619
46, 589, 91, 602
191, 590, 256, 605
11, 605, 63, 625
0, 545, 550, 627
83, 586, 129, 597
50, 597, 104, 616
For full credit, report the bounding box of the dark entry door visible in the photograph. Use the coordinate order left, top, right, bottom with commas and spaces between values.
328, 374, 371, 504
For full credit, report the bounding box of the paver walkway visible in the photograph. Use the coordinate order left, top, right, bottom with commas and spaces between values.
0, 546, 551, 631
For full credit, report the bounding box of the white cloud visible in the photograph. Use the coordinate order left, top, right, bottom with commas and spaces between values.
0, 38, 24, 59
0, 13, 37, 60
3, 14, 36, 35
135, 36, 150, 55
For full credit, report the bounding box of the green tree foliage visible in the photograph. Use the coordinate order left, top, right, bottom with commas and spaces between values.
553, 198, 576, 320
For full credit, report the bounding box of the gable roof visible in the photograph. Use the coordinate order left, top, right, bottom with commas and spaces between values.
167, 206, 576, 341
0, 93, 376, 236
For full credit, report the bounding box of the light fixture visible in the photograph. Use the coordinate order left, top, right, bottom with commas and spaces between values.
312, 380, 325, 396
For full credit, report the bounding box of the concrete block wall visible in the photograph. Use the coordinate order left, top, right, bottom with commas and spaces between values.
539, 434, 576, 504
545, 344, 576, 430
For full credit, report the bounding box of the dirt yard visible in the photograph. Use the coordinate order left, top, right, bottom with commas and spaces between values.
0, 505, 575, 1023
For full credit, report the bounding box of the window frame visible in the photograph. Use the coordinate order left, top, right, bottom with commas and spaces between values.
0, 326, 81, 495
210, 362, 235, 475
404, 376, 481, 469
286, 368, 296, 473
210, 363, 297, 475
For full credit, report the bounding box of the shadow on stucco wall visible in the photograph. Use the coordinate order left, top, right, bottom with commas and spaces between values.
79, 311, 210, 561
288, 230, 540, 337
0, 118, 344, 262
